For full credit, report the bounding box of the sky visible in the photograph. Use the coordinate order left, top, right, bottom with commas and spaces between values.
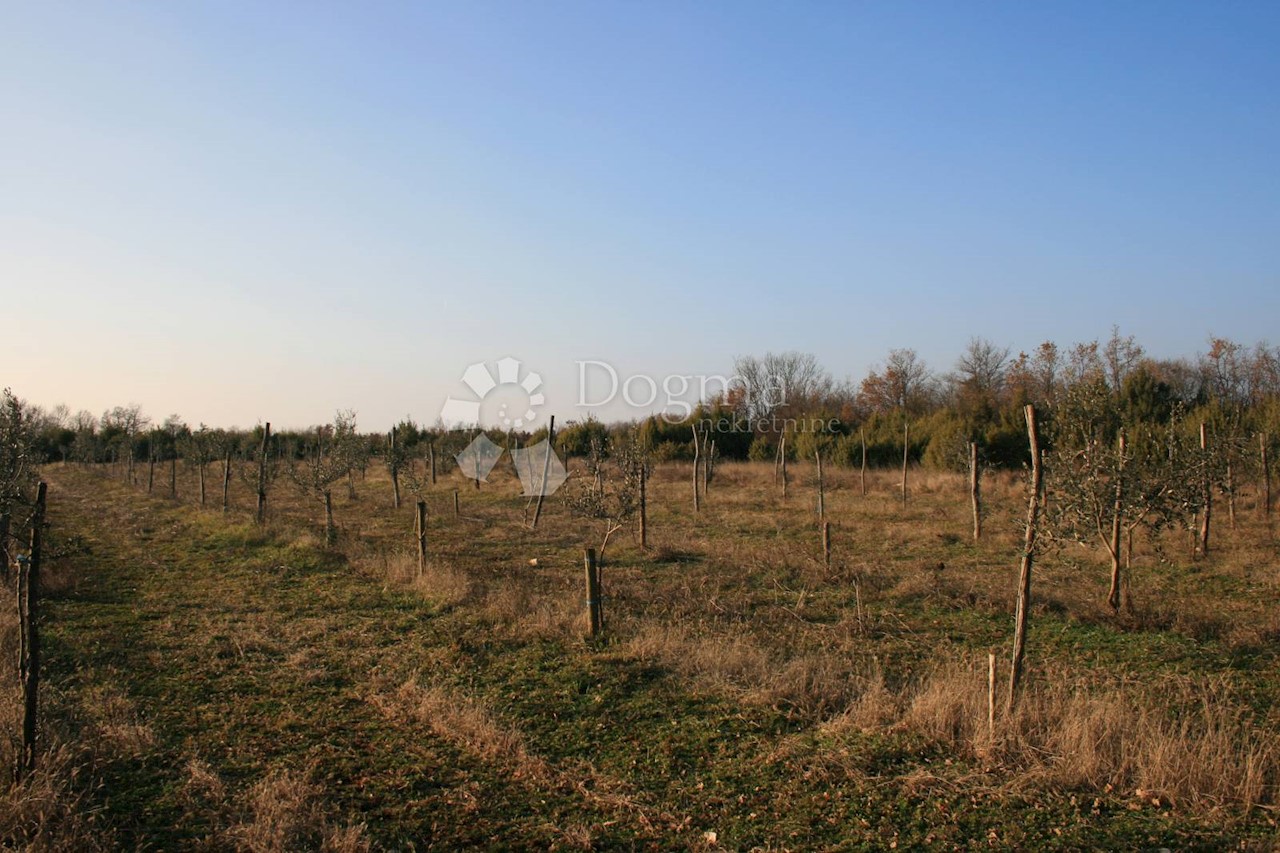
3, 1, 1278, 431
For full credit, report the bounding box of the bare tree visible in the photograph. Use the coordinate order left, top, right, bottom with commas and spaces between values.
1103, 325, 1144, 392
732, 351, 832, 424
859, 348, 931, 507
101, 404, 148, 483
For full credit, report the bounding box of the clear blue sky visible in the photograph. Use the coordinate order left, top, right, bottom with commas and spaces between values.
3, 1, 1278, 430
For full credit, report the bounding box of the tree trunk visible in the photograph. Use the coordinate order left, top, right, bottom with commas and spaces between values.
256, 423, 271, 524
969, 441, 981, 541
1107, 431, 1126, 612
347, 469, 357, 500
1199, 422, 1211, 556
1008, 405, 1043, 713
17, 482, 46, 781
0, 513, 9, 586
583, 548, 602, 637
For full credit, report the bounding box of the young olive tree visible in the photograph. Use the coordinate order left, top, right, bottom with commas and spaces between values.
1045, 381, 1203, 612
182, 424, 219, 507
565, 430, 649, 563
288, 410, 362, 545
1, 389, 41, 580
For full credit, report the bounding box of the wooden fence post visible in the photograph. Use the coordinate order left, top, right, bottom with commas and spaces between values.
584, 548, 602, 637
453, 490, 460, 518
1007, 405, 1042, 713
17, 481, 46, 781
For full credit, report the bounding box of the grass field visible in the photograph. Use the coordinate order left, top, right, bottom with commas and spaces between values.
4, 458, 1279, 849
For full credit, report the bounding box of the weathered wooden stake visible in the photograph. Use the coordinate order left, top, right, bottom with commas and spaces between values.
705, 438, 715, 493
170, 455, 177, 499
822, 520, 831, 570
859, 426, 867, 497
429, 442, 437, 485
222, 448, 232, 512
638, 464, 648, 549
1199, 422, 1212, 557
532, 416, 555, 529
256, 422, 271, 524
453, 489, 460, 518
415, 500, 428, 579
584, 548, 602, 637
17, 481, 46, 781
147, 453, 155, 494
987, 652, 996, 741
815, 449, 826, 521
692, 425, 701, 514
198, 461, 207, 507
773, 435, 783, 494
1007, 405, 1042, 713
390, 428, 401, 510
901, 416, 910, 509
969, 442, 982, 541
